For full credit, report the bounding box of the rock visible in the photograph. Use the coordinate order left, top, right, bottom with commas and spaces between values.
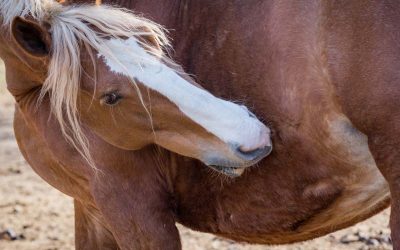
13, 205, 23, 214
355, 231, 368, 242
381, 235, 392, 245
0, 229, 18, 241
366, 238, 380, 246
211, 239, 221, 249
340, 234, 359, 244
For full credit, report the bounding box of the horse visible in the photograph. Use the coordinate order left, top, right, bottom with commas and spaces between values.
0, 0, 398, 249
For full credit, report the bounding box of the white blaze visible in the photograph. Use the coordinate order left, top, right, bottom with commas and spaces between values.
98, 37, 270, 150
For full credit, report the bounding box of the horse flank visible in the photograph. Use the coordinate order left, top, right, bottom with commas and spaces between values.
0, 0, 170, 169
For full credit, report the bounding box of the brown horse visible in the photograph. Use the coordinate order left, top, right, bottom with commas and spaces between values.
1, 0, 398, 249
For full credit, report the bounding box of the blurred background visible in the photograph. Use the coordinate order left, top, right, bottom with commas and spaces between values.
0, 60, 393, 250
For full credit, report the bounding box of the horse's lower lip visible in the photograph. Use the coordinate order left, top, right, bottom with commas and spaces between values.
206, 146, 272, 177
208, 165, 245, 177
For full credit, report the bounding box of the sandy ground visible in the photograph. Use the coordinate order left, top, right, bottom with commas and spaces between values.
0, 61, 393, 250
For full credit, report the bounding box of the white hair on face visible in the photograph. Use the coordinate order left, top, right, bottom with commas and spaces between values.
0, 0, 170, 169
0, 0, 46, 25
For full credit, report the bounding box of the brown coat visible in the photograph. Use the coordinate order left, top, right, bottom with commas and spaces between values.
2, 1, 400, 249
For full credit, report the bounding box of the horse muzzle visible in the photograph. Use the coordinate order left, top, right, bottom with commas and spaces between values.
205, 143, 273, 177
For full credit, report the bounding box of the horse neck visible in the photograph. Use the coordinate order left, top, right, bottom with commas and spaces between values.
68, 0, 184, 29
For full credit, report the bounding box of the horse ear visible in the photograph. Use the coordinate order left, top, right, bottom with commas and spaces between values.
139, 27, 163, 56
11, 17, 52, 58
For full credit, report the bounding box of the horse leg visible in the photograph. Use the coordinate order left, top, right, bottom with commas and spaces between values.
367, 136, 400, 248
74, 199, 120, 250
89, 171, 181, 250
390, 182, 400, 248
91, 195, 182, 250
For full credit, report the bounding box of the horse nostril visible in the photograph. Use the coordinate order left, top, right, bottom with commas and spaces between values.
247, 111, 256, 118
236, 145, 272, 161
264, 145, 273, 155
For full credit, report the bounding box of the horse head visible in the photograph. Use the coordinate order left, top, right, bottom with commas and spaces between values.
0, 0, 272, 177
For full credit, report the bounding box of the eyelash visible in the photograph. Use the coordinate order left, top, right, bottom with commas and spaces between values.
102, 92, 122, 106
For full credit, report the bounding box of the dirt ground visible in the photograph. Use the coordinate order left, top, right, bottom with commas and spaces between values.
0, 61, 393, 250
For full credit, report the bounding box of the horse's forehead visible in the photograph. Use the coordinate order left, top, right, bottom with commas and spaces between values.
79, 35, 162, 94
79, 49, 127, 94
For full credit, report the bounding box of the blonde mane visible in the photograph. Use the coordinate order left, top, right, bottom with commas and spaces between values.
0, 0, 170, 168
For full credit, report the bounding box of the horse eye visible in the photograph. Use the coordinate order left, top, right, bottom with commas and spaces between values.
102, 92, 122, 106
